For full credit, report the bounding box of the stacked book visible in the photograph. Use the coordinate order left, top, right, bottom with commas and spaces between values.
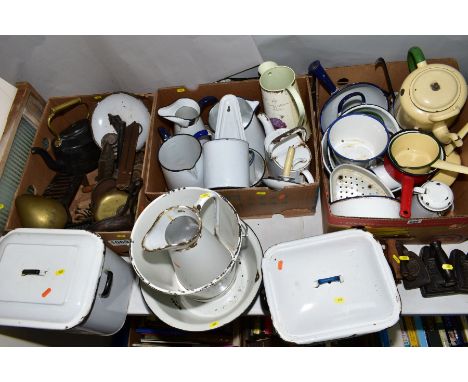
129, 316, 240, 347
380, 316, 468, 347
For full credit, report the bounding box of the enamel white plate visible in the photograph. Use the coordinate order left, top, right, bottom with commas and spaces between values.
91, 93, 150, 150
140, 223, 263, 332
262, 177, 302, 190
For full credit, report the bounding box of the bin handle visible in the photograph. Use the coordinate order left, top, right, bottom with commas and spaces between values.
100, 270, 113, 298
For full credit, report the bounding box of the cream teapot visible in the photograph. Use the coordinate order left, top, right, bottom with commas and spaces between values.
394, 46, 467, 146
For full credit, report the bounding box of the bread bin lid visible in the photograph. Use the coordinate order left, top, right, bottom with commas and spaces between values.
410, 67, 463, 113
262, 229, 401, 344
0, 229, 104, 330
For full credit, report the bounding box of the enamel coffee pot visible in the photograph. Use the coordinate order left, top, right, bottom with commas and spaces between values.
395, 47, 467, 145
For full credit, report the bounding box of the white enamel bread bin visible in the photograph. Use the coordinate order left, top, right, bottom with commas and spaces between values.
0, 229, 135, 335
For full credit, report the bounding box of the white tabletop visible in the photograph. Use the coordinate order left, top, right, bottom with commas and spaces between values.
127, 192, 468, 316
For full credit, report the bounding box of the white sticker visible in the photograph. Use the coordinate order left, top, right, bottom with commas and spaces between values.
108, 239, 131, 247
407, 219, 423, 225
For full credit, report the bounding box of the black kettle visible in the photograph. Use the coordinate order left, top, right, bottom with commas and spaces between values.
32, 98, 101, 175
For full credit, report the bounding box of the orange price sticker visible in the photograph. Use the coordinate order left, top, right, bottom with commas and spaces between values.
41, 288, 52, 298
277, 260, 283, 271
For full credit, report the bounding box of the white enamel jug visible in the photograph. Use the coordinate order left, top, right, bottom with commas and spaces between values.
141, 190, 245, 300
158, 98, 206, 136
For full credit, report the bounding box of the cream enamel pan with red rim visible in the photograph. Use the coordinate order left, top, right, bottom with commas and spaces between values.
385, 130, 468, 218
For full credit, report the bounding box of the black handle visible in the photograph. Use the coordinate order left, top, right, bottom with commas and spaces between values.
21, 269, 44, 276
100, 270, 113, 298
375, 57, 396, 107
430, 241, 457, 287
198, 96, 218, 111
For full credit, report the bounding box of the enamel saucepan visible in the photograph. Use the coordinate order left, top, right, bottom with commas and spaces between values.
309, 60, 389, 133
385, 130, 468, 218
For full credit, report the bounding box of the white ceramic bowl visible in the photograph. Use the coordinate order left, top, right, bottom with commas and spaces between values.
330, 196, 401, 218
140, 223, 263, 332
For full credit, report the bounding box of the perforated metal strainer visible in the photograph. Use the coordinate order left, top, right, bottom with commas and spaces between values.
330, 164, 394, 202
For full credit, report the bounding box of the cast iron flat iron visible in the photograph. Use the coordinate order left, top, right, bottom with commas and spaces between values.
450, 249, 468, 293
420, 242, 457, 298
395, 241, 431, 290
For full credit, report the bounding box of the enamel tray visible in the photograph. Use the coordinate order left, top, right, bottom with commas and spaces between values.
262, 229, 401, 344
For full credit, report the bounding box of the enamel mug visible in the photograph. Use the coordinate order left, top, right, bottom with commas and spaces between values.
203, 139, 250, 189
208, 96, 266, 159
258, 61, 311, 140
158, 134, 204, 190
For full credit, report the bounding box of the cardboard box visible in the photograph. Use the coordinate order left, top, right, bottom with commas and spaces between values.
144, 76, 320, 218
5, 92, 154, 255
316, 58, 468, 243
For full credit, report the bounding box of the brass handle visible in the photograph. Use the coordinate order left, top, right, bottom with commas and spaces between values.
47, 97, 89, 147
